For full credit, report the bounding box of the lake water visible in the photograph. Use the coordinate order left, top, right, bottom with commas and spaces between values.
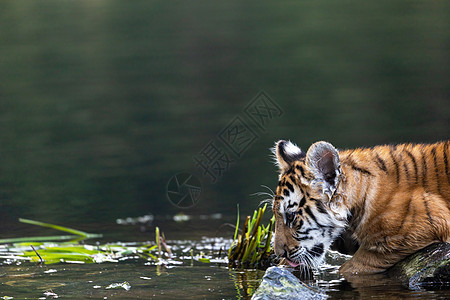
1, 1, 449, 299
1, 217, 449, 299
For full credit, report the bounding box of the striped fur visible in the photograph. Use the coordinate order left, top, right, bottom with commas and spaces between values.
272, 140, 450, 274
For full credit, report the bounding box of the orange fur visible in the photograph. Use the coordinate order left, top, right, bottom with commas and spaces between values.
272, 141, 450, 275
338, 142, 450, 274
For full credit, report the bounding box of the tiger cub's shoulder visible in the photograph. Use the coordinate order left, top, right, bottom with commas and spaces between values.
338, 141, 450, 195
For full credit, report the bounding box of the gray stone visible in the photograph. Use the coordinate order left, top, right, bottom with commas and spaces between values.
251, 266, 327, 300
387, 242, 450, 290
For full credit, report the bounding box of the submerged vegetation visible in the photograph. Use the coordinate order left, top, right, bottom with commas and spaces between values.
0, 219, 158, 265
0, 218, 230, 267
0, 218, 102, 244
1, 206, 276, 269
5, 242, 159, 264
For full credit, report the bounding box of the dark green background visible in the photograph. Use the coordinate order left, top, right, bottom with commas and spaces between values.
1, 1, 448, 227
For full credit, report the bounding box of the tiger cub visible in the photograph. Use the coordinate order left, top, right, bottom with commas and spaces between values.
271, 140, 450, 274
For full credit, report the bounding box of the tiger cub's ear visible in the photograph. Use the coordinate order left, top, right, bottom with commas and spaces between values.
305, 141, 341, 199
272, 140, 305, 173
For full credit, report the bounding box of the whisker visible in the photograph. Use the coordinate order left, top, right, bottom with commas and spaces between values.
250, 192, 268, 196
300, 257, 307, 278
251, 192, 275, 198
305, 253, 315, 268
258, 197, 273, 202
303, 251, 319, 271
260, 185, 275, 196
249, 187, 275, 208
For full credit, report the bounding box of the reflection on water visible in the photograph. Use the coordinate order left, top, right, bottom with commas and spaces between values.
229, 269, 266, 299
0, 263, 261, 299
1, 217, 449, 299
1, 234, 448, 299
1, 1, 448, 226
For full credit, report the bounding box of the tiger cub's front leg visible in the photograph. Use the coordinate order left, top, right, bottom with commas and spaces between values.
339, 248, 397, 275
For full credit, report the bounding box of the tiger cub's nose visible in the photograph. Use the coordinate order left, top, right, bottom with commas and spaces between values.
274, 243, 288, 258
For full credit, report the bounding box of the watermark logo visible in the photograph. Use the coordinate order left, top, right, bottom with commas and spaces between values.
193, 141, 235, 183
166, 173, 202, 209
245, 91, 283, 131
166, 90, 283, 208
219, 116, 258, 157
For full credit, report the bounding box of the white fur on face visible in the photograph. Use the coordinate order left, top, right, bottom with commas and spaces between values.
279, 182, 348, 267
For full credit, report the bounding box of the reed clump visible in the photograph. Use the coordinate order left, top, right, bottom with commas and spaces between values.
228, 204, 276, 269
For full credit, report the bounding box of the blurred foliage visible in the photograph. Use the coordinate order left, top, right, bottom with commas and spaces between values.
0, 1, 448, 226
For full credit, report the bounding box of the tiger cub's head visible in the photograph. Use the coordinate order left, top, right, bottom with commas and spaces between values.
271, 140, 348, 268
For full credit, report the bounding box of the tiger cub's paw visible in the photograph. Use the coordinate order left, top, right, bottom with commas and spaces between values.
339, 259, 383, 275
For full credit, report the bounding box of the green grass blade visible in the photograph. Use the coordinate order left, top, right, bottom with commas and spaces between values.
229, 204, 241, 258
264, 216, 275, 253
144, 245, 158, 252
155, 227, 161, 256
24, 251, 95, 264
233, 204, 240, 241
249, 207, 263, 239
19, 218, 91, 237
242, 236, 257, 263
247, 210, 258, 239
0, 235, 82, 244
261, 203, 267, 216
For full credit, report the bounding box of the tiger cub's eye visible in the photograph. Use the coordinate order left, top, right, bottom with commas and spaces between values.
285, 211, 295, 225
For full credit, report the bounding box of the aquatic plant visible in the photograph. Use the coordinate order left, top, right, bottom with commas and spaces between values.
0, 219, 158, 264
228, 204, 276, 269
1, 210, 277, 269
0, 218, 228, 267
1, 241, 160, 264
0, 218, 102, 244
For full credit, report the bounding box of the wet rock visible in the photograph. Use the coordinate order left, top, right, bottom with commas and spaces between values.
251, 266, 327, 300
387, 242, 450, 290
